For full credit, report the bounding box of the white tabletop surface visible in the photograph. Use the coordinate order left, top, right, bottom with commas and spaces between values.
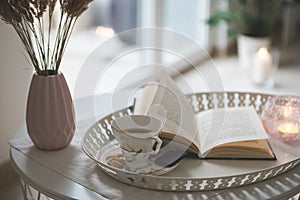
10, 58, 300, 199
10, 92, 300, 200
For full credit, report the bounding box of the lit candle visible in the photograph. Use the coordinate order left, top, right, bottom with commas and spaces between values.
96, 26, 115, 39
252, 47, 272, 84
278, 123, 299, 135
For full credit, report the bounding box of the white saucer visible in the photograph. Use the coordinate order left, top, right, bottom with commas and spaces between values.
96, 141, 180, 175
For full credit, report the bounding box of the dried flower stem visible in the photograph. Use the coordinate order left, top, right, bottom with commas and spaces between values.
0, 0, 93, 76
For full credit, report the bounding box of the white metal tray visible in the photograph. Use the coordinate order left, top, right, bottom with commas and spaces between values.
82, 92, 300, 191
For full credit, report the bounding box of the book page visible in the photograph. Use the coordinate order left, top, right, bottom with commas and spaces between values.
196, 107, 268, 155
134, 83, 159, 115
152, 73, 200, 149
134, 71, 201, 152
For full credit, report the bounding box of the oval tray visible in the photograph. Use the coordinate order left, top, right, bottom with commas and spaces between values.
82, 92, 300, 191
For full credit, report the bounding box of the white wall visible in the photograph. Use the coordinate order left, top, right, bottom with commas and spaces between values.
0, 21, 32, 187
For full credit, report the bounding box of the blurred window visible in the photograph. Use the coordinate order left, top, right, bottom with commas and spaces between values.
64, 0, 212, 95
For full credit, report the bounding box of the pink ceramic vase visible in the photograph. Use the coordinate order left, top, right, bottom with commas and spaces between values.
26, 72, 75, 150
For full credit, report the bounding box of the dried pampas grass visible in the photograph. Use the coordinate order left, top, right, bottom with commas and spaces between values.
0, 0, 93, 75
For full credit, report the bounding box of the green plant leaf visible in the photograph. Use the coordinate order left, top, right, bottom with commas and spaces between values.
228, 28, 238, 38
206, 0, 283, 37
206, 11, 243, 27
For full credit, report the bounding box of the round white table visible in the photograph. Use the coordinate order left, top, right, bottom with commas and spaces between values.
10, 93, 300, 200
10, 58, 300, 199
9, 143, 300, 200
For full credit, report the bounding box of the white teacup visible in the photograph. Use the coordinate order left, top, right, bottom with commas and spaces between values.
111, 115, 163, 169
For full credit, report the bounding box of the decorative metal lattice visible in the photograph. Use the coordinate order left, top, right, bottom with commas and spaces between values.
82, 92, 300, 192
19, 177, 56, 200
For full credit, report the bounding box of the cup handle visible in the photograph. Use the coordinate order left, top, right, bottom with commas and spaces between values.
152, 136, 162, 154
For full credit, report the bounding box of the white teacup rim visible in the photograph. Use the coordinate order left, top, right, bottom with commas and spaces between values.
111, 115, 164, 139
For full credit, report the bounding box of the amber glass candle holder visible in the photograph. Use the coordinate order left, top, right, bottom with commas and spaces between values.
262, 95, 300, 143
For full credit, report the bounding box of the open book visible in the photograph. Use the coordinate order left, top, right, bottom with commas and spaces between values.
134, 72, 276, 160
